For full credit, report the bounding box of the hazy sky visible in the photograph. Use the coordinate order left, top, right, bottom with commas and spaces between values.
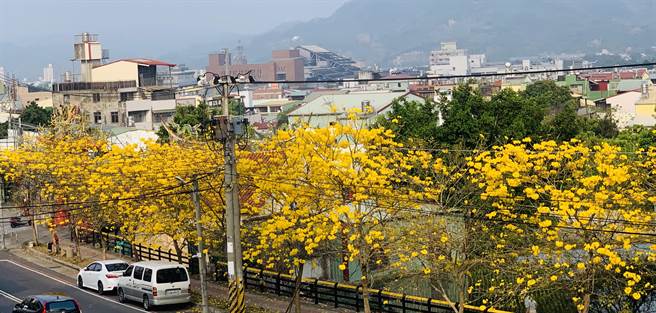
0, 0, 350, 78
1, 0, 350, 40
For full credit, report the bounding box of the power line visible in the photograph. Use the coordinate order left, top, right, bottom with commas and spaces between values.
249, 62, 656, 85
50, 62, 656, 98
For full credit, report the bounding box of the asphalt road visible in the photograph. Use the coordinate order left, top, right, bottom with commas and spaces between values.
0, 251, 192, 313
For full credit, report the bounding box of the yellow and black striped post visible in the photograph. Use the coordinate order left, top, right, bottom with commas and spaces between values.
228, 279, 245, 313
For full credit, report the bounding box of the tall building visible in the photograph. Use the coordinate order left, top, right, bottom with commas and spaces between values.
207, 49, 304, 82
42, 64, 54, 83
0, 66, 5, 80
429, 42, 470, 76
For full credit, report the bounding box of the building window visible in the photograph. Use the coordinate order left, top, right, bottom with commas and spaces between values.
153, 112, 174, 123
120, 92, 135, 102
93, 111, 102, 124
111, 112, 119, 124
270, 106, 281, 113
128, 111, 147, 123
275, 73, 287, 81
92, 93, 101, 102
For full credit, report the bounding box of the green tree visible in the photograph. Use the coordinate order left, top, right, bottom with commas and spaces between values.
479, 88, 545, 145
522, 80, 573, 113
20, 101, 53, 127
436, 84, 486, 148
156, 102, 218, 142
374, 98, 441, 146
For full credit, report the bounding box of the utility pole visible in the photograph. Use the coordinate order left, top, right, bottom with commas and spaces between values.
214, 48, 246, 313
1, 177, 6, 250
192, 177, 210, 313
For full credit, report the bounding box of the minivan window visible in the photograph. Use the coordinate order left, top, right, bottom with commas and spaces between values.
156, 267, 188, 283
106, 263, 129, 272
133, 266, 144, 280
46, 300, 78, 312
124, 265, 133, 277
143, 268, 153, 282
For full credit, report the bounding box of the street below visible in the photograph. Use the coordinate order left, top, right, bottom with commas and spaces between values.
0, 251, 192, 313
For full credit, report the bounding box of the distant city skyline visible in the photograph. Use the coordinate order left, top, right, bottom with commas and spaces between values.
0, 0, 350, 79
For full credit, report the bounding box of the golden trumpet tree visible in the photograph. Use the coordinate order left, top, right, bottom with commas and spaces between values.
241, 118, 436, 313
470, 139, 656, 313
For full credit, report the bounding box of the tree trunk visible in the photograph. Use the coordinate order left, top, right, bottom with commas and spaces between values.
341, 236, 350, 282
581, 293, 591, 313
458, 288, 465, 313
172, 239, 184, 264
73, 225, 82, 260
362, 282, 371, 313
360, 259, 371, 313
31, 209, 39, 246
100, 233, 107, 260
285, 262, 305, 313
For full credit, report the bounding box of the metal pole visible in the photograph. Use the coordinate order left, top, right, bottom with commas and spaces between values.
192, 177, 210, 313
1, 177, 6, 250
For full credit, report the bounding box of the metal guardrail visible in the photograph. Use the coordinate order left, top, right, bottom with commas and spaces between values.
77, 227, 511, 313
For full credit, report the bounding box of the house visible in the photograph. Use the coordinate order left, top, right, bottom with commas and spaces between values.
52, 34, 177, 131
634, 84, 656, 127
605, 91, 643, 129
287, 90, 424, 128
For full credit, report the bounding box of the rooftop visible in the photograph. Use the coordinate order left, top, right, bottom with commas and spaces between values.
289, 91, 420, 116
95, 58, 176, 69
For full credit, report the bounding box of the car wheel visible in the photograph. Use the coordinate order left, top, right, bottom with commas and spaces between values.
118, 288, 126, 303
77, 276, 83, 288
142, 295, 151, 311
97, 281, 104, 295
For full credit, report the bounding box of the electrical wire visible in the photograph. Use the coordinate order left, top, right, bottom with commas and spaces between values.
48, 62, 656, 97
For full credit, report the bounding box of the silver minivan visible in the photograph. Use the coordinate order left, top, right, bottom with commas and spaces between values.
117, 261, 191, 310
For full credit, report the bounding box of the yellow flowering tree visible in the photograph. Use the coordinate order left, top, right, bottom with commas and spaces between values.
470, 139, 656, 313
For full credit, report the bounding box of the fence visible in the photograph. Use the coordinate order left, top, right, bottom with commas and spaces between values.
76, 227, 510, 313
77, 227, 190, 267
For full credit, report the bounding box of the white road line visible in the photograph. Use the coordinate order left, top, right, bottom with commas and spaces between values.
0, 289, 21, 303
0, 259, 146, 312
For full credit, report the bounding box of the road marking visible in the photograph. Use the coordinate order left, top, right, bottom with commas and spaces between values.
0, 289, 21, 303
0, 259, 147, 312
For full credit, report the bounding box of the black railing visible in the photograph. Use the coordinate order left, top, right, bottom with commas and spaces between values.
76, 227, 508, 313
78, 228, 190, 268
53, 81, 137, 92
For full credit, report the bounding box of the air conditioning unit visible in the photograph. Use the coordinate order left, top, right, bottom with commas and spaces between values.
128, 116, 135, 127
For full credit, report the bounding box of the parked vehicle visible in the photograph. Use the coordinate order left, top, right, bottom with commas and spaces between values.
12, 295, 81, 313
9, 216, 32, 228
77, 260, 129, 294
117, 261, 191, 311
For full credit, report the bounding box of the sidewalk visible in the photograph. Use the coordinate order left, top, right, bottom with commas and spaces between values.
11, 226, 347, 313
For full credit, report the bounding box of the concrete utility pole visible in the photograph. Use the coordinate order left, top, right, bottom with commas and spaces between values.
192, 177, 210, 313
1, 177, 6, 250
214, 48, 246, 313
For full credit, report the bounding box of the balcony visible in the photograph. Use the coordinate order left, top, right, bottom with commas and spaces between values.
53, 80, 137, 92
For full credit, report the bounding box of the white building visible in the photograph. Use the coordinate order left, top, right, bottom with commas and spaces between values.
42, 64, 54, 83
429, 42, 486, 76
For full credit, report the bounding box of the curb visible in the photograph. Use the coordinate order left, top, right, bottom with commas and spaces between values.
22, 246, 81, 271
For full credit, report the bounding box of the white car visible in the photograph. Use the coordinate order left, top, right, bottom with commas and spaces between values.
77, 260, 130, 294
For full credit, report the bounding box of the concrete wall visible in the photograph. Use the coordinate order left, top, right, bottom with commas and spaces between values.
92, 61, 139, 83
